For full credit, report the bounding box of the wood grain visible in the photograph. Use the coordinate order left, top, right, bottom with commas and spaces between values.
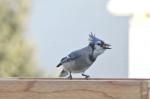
0, 78, 149, 99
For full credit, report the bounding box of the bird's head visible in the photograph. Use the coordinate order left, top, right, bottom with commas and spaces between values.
88, 32, 111, 57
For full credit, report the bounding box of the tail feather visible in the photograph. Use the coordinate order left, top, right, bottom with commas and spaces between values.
56, 63, 62, 67
59, 70, 68, 77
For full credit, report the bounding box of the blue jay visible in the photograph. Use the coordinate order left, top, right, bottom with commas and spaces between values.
56, 33, 111, 79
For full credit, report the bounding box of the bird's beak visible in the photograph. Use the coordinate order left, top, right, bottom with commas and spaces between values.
103, 43, 111, 49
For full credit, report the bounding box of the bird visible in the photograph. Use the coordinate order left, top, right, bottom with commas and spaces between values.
56, 32, 111, 79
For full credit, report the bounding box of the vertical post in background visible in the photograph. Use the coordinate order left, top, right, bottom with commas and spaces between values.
107, 0, 150, 78
128, 0, 150, 78
129, 13, 150, 78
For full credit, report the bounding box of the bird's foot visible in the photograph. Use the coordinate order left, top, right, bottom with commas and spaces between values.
82, 74, 90, 80
85, 75, 90, 80
67, 75, 72, 80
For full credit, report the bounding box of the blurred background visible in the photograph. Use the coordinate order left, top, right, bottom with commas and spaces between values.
1, 0, 149, 78
0, 0, 40, 77
0, 0, 128, 77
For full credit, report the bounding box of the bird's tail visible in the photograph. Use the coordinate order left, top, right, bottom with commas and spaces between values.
56, 63, 62, 67
59, 69, 68, 77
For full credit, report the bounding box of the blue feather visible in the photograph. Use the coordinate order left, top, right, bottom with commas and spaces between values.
89, 32, 102, 44
56, 51, 81, 67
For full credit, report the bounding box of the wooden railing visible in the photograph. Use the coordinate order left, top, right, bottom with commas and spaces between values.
0, 78, 149, 99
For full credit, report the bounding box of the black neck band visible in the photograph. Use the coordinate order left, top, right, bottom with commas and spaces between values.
89, 54, 96, 62
89, 43, 96, 62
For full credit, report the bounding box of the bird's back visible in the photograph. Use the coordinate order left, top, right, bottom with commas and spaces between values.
63, 46, 94, 73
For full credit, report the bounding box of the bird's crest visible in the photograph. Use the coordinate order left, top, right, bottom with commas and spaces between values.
89, 32, 101, 44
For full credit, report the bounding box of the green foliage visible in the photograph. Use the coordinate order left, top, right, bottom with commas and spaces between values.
0, 0, 39, 77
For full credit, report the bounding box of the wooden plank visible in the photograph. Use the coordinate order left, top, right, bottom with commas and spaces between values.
0, 78, 148, 99
140, 81, 149, 99
148, 81, 150, 99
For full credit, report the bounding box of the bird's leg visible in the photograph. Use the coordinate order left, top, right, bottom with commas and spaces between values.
67, 71, 72, 80
82, 73, 90, 80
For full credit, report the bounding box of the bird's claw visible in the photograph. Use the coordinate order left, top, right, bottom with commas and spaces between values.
85, 75, 90, 80
67, 75, 72, 80
82, 74, 90, 80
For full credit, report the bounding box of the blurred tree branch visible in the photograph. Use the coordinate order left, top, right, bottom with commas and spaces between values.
0, 0, 40, 77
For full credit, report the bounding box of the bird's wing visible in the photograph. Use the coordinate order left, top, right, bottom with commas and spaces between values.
63, 51, 81, 63
56, 51, 81, 67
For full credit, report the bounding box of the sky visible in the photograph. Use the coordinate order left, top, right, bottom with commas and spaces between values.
27, 0, 129, 77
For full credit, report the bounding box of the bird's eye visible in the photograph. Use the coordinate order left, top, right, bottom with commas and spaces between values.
97, 43, 101, 46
